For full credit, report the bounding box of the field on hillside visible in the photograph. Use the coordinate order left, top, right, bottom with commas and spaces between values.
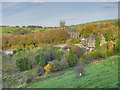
2, 27, 56, 35
22, 55, 119, 88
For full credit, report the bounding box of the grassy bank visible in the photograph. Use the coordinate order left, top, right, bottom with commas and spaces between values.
22, 55, 119, 88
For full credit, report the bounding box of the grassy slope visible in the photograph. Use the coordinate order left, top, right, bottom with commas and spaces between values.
23, 55, 119, 88
2, 19, 117, 35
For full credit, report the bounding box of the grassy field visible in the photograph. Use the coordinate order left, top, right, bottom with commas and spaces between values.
2, 27, 60, 35
22, 55, 119, 88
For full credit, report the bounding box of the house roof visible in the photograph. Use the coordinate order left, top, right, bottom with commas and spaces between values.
87, 35, 100, 40
65, 29, 79, 32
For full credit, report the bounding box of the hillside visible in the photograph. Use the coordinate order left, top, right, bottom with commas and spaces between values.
2, 19, 118, 35
22, 55, 119, 88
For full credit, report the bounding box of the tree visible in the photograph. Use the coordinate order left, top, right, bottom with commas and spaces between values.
82, 24, 97, 38
56, 50, 64, 61
59, 54, 69, 70
67, 49, 77, 67
104, 29, 113, 41
72, 46, 84, 59
95, 36, 101, 49
16, 57, 30, 71
114, 37, 120, 54
35, 52, 46, 67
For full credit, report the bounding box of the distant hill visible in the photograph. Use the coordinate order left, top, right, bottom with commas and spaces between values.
2, 19, 118, 35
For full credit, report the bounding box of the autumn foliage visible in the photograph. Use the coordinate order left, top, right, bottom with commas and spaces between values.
2, 30, 68, 49
44, 63, 57, 73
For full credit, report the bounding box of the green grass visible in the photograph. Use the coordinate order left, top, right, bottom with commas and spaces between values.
23, 55, 119, 88
24, 69, 35, 75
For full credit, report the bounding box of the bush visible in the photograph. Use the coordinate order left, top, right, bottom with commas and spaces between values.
95, 36, 101, 49
44, 63, 51, 73
72, 46, 84, 59
26, 78, 32, 84
92, 45, 108, 59
56, 50, 64, 61
41, 45, 57, 62
108, 49, 113, 56
59, 55, 69, 70
92, 50, 99, 59
82, 54, 94, 64
2, 55, 17, 77
74, 62, 86, 78
16, 57, 31, 71
97, 45, 108, 58
44, 61, 59, 73
13, 50, 17, 54
67, 49, 77, 67
35, 66, 45, 76
17, 48, 23, 52
114, 38, 120, 54
35, 52, 46, 67
26, 73, 36, 83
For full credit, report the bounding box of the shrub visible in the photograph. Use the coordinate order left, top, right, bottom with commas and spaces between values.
2, 55, 17, 77
13, 50, 17, 54
35, 66, 45, 76
56, 50, 64, 61
97, 45, 108, 58
72, 46, 84, 59
44, 64, 51, 73
26, 73, 36, 83
74, 62, 86, 78
42, 45, 57, 62
95, 36, 101, 49
114, 38, 120, 54
82, 54, 94, 64
92, 45, 108, 59
108, 49, 113, 56
44, 61, 59, 73
26, 78, 31, 84
92, 50, 99, 59
67, 49, 77, 67
17, 48, 23, 52
35, 52, 46, 67
59, 55, 69, 70
16, 57, 31, 71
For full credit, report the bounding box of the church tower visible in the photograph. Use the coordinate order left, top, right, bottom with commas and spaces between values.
60, 20, 65, 30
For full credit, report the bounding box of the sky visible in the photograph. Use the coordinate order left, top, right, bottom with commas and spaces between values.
1, 1, 118, 27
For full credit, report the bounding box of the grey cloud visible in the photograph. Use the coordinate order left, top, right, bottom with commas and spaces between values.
102, 4, 115, 8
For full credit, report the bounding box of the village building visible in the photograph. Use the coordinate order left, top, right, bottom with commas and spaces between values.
65, 29, 79, 39
2, 49, 15, 55
87, 35, 106, 51
53, 44, 68, 50
60, 21, 79, 39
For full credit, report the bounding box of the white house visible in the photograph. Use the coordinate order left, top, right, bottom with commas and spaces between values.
2, 49, 15, 55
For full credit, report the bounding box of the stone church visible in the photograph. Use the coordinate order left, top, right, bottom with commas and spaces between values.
60, 21, 79, 39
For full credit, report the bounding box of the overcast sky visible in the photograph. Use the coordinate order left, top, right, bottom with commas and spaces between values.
2, 2, 118, 27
